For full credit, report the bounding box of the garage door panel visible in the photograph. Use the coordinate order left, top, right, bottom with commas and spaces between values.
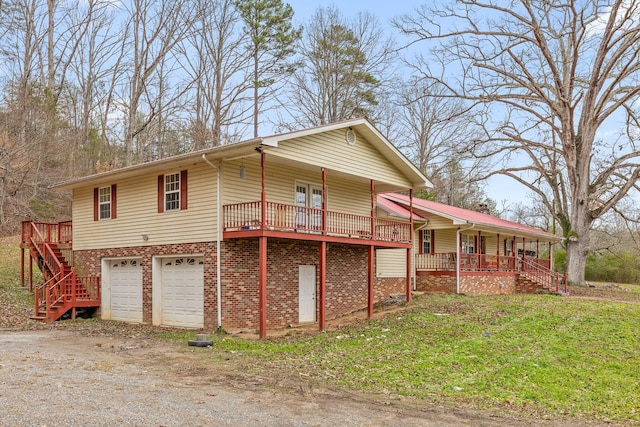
160, 257, 204, 328
108, 259, 143, 323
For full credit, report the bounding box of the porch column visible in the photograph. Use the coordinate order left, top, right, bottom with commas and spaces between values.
497, 233, 500, 272
406, 189, 413, 301
319, 241, 326, 331
477, 231, 482, 270
321, 168, 327, 235
368, 245, 374, 319
260, 152, 266, 227
259, 236, 267, 339
536, 240, 539, 260
370, 180, 375, 236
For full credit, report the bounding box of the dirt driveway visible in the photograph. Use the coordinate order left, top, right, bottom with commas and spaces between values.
0, 329, 611, 427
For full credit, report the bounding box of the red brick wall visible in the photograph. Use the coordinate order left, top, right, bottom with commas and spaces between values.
75, 242, 218, 327
460, 273, 517, 295
75, 238, 397, 332
416, 271, 457, 294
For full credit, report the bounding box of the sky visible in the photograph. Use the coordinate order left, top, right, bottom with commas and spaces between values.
284, 0, 533, 209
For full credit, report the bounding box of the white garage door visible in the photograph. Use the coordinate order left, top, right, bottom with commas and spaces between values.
161, 256, 204, 328
108, 258, 143, 323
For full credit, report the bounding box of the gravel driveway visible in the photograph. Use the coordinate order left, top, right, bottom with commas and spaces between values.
0, 329, 610, 427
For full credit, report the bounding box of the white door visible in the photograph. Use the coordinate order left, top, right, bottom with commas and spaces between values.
295, 183, 323, 230
299, 265, 316, 323
160, 256, 204, 328
108, 258, 143, 323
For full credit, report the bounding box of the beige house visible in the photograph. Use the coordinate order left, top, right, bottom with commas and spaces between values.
377, 193, 564, 296
22, 118, 431, 337
20, 118, 563, 337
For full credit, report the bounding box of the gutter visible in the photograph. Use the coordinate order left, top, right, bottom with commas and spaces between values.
456, 223, 476, 294
202, 154, 223, 331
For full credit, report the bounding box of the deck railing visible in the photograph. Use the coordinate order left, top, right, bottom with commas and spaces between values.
223, 201, 411, 243
416, 253, 528, 273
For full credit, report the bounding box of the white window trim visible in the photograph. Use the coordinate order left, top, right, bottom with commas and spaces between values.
165, 172, 181, 211
98, 186, 111, 220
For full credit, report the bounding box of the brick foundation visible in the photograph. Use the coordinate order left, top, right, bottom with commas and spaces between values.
415, 271, 518, 295
75, 238, 405, 332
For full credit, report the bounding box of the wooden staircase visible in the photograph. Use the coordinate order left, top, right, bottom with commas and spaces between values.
518, 258, 567, 295
21, 221, 100, 322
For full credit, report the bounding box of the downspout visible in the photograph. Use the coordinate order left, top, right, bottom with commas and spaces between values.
456, 223, 476, 294
202, 154, 222, 331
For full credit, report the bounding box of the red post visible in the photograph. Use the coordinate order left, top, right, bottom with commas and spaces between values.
322, 168, 327, 235
496, 233, 501, 272
368, 245, 374, 319
260, 152, 266, 228
259, 236, 267, 338
406, 189, 413, 302
20, 247, 25, 287
370, 180, 375, 237
319, 241, 326, 331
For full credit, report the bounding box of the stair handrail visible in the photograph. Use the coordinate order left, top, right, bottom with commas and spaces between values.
520, 258, 566, 293
28, 222, 64, 281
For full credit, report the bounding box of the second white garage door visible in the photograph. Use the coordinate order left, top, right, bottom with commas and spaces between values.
160, 256, 204, 328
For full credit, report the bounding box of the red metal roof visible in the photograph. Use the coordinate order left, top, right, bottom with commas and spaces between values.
379, 193, 560, 240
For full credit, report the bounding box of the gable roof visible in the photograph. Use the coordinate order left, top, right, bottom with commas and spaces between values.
379, 193, 560, 241
53, 118, 432, 191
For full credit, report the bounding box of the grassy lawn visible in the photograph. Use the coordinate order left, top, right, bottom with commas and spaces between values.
0, 236, 34, 327
200, 294, 639, 424
1, 234, 638, 424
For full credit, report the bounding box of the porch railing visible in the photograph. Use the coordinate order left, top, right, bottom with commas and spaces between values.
223, 201, 411, 243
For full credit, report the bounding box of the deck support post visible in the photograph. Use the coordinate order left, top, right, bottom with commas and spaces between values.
29, 253, 33, 292
319, 241, 326, 331
21, 247, 25, 288
259, 236, 267, 339
367, 245, 374, 319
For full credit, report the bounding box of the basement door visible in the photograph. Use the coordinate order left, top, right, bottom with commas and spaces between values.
107, 258, 143, 323
298, 265, 316, 323
160, 256, 204, 328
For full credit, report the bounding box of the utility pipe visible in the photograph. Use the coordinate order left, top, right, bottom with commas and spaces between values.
202, 154, 222, 331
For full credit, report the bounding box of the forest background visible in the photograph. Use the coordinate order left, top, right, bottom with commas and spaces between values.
0, 0, 638, 285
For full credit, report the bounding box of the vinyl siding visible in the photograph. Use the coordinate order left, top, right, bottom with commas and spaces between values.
223, 157, 373, 216
73, 163, 218, 250
268, 129, 412, 188
376, 249, 407, 277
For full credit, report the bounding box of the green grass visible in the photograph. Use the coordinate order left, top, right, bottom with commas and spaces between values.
0, 236, 35, 327
203, 294, 640, 424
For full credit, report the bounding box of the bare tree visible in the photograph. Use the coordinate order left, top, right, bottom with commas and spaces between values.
283, 7, 395, 128
395, 0, 640, 286
118, 0, 195, 165
181, 0, 252, 149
